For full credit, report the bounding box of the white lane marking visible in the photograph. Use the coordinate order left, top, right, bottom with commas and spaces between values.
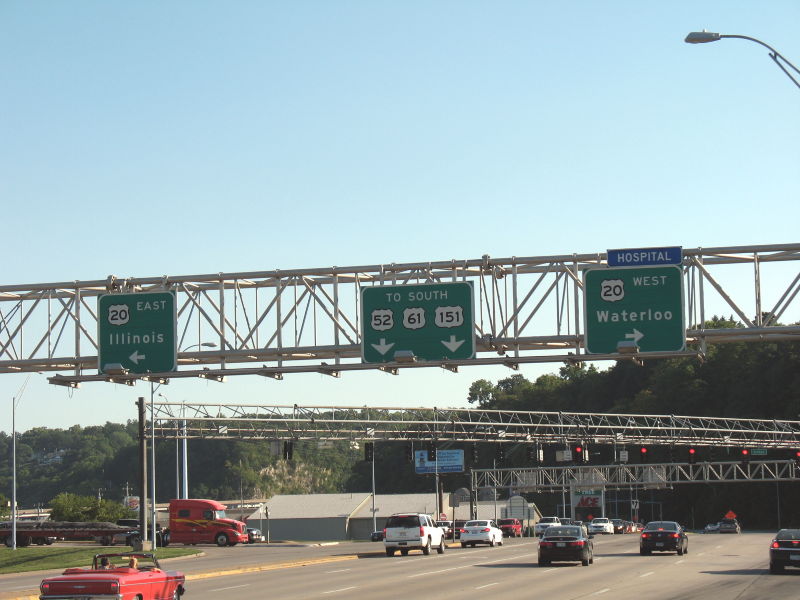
323, 587, 356, 594
676, 559, 685, 564
325, 569, 351, 573
476, 582, 499, 590
210, 584, 251, 592
540, 568, 556, 573
715, 545, 722, 549
408, 552, 535, 578
593, 589, 611, 596
640, 571, 655, 578
698, 552, 705, 556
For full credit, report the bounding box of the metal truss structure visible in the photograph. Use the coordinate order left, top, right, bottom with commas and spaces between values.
0, 243, 796, 385
148, 403, 800, 449
471, 460, 800, 492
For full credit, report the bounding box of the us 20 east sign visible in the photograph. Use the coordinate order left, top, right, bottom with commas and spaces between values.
583, 266, 685, 354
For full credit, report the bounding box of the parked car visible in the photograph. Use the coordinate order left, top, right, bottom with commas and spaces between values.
640, 521, 688, 555
246, 527, 264, 543
535, 516, 562, 537
538, 525, 594, 567
435, 520, 453, 539
769, 528, 800, 573
611, 519, 626, 534
39, 552, 185, 600
497, 518, 522, 538
703, 522, 720, 534
383, 513, 445, 557
459, 520, 504, 548
589, 518, 614, 535
718, 518, 741, 534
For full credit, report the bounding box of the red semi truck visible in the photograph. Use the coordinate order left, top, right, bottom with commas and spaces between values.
167, 499, 249, 546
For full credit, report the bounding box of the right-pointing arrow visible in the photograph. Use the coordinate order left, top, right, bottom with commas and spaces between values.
371, 338, 395, 355
441, 335, 464, 353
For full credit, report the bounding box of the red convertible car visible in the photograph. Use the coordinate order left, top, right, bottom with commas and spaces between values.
40, 552, 186, 600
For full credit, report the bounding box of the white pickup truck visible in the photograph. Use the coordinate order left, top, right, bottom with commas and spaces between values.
384, 513, 446, 556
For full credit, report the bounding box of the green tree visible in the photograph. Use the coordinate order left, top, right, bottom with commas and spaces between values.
49, 492, 133, 522
0, 492, 9, 518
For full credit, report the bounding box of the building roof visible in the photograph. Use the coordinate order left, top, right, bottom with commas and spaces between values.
351, 493, 441, 519
255, 493, 372, 519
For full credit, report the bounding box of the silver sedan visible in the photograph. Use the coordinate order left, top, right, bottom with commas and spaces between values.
459, 520, 504, 548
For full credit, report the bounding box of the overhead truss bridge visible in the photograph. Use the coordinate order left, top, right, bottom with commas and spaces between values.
0, 242, 796, 385
148, 403, 800, 449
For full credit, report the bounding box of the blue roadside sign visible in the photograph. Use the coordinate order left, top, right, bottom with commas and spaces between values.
414, 449, 464, 474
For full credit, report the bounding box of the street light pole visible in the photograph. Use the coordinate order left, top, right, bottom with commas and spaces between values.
685, 31, 800, 89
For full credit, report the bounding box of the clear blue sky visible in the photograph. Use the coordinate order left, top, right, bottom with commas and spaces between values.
2, 1, 798, 432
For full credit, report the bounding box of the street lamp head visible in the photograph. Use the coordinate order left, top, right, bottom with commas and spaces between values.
685, 31, 721, 44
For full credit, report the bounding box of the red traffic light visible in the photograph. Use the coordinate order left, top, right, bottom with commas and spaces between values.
575, 446, 583, 453
688, 448, 696, 454
741, 449, 749, 456
640, 447, 648, 454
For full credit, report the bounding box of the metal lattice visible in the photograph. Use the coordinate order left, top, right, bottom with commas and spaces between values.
0, 242, 797, 385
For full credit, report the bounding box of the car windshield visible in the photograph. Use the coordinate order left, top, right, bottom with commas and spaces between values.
435, 521, 450, 527
592, 518, 609, 523
541, 518, 559, 523
466, 521, 489, 527
644, 521, 678, 531
776, 529, 800, 541
386, 515, 420, 528
543, 527, 580, 538
720, 519, 737, 524
214, 510, 227, 519
498, 520, 515, 525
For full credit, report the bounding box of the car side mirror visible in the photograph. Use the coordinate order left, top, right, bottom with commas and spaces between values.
589, 534, 595, 539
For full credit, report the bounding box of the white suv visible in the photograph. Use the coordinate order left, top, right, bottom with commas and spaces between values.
384, 513, 446, 556
589, 517, 614, 535
535, 516, 562, 537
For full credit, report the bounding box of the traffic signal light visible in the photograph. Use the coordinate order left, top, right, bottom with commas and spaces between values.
283, 441, 293, 460
404, 444, 413, 463
496, 445, 505, 462
688, 447, 697, 464
640, 446, 649, 463
427, 444, 437, 462
364, 442, 374, 462
470, 444, 479, 463
574, 444, 588, 464
527, 445, 543, 465
740, 448, 750, 466
793, 450, 800, 467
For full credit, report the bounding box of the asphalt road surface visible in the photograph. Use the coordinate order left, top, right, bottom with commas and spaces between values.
3, 532, 798, 600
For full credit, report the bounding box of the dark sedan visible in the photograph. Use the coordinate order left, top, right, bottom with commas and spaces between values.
769, 529, 800, 573
538, 525, 593, 567
640, 521, 688, 555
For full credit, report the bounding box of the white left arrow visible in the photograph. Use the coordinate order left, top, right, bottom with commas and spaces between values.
129, 350, 146, 364
441, 335, 465, 352
625, 329, 644, 344
371, 338, 395, 355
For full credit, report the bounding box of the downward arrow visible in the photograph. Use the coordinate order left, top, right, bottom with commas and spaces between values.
625, 329, 644, 344
129, 350, 146, 364
441, 335, 465, 353
371, 338, 395, 355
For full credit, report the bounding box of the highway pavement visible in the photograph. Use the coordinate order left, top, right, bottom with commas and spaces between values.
3, 532, 797, 600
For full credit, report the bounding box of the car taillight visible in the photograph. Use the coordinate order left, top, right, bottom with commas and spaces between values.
460, 528, 467, 533
383, 528, 386, 536
540, 541, 552, 547
641, 533, 649, 538
772, 542, 780, 548
109, 582, 119, 593
482, 528, 491, 532
570, 540, 585, 547
672, 533, 680, 538
420, 526, 425, 537
40, 583, 50, 594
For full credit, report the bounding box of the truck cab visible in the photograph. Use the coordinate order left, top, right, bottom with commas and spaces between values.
168, 499, 249, 546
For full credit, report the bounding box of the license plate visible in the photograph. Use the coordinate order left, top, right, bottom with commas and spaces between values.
556, 542, 565, 547
656, 542, 664, 547
790, 554, 800, 560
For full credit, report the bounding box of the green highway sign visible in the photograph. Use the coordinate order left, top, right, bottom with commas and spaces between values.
584, 265, 684, 354
98, 291, 177, 374
361, 282, 474, 363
